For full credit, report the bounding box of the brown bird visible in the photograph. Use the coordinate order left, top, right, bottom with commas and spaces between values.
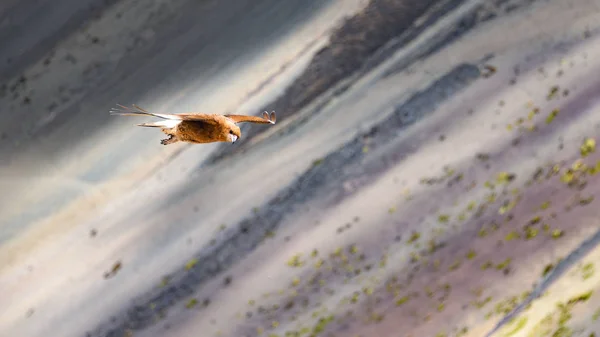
110, 104, 276, 145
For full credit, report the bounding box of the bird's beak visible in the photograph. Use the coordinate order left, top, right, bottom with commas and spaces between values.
230, 134, 238, 143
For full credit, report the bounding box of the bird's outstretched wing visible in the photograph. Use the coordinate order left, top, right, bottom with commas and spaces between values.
110, 104, 180, 119
225, 111, 276, 124
110, 104, 220, 123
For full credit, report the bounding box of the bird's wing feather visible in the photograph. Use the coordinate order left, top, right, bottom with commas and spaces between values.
110, 104, 222, 124
109, 104, 182, 120
225, 111, 276, 124
173, 114, 221, 124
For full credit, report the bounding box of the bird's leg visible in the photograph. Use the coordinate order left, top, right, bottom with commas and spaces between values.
160, 134, 177, 145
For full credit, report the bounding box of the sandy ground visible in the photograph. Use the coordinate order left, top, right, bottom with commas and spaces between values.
2, 0, 600, 337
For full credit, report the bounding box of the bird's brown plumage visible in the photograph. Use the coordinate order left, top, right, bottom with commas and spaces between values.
110, 104, 276, 145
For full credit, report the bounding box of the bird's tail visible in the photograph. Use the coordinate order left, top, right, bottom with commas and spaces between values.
109, 104, 181, 120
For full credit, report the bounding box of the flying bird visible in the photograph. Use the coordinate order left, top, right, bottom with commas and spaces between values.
110, 104, 276, 145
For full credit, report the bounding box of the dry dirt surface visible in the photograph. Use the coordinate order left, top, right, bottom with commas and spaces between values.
2, 0, 600, 337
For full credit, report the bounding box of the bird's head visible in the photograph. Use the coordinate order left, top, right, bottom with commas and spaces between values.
227, 125, 241, 143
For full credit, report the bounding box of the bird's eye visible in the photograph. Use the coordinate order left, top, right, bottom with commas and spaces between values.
229, 130, 234, 135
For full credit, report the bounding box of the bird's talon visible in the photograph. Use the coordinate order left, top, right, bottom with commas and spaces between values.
161, 134, 175, 145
